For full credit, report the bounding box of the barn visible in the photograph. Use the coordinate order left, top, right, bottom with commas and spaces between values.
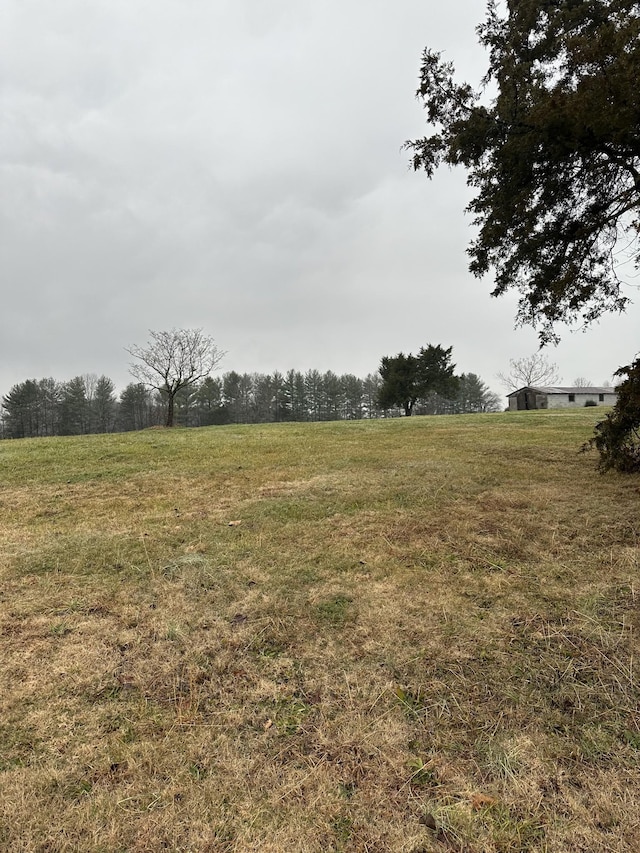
507, 386, 618, 411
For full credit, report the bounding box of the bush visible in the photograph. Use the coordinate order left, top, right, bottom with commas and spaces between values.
584, 400, 598, 407
588, 358, 640, 473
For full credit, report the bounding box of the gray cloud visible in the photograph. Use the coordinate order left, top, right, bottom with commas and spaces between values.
2, 0, 638, 401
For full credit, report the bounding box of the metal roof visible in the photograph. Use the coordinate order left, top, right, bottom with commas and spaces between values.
507, 386, 617, 397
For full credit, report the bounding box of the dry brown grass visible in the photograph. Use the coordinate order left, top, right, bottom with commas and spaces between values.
1, 410, 639, 851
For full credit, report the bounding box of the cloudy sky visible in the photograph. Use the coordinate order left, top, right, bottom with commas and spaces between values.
2, 0, 638, 401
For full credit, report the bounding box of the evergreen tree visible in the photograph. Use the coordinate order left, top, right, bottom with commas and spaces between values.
59, 377, 90, 435
252, 373, 274, 423
408, 0, 640, 344
222, 372, 243, 423
455, 373, 501, 413
378, 353, 419, 416
118, 383, 157, 431
321, 371, 344, 421
378, 345, 458, 416
283, 370, 308, 422
2, 380, 41, 438
304, 370, 323, 421
92, 376, 117, 433
362, 373, 382, 419
37, 378, 62, 436
589, 357, 640, 472
341, 374, 364, 420
194, 376, 227, 425
173, 383, 199, 427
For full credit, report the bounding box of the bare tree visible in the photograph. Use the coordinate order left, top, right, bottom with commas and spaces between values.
127, 329, 225, 427
497, 354, 561, 392
573, 377, 593, 388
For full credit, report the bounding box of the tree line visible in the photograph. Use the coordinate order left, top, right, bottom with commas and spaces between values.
0, 366, 500, 439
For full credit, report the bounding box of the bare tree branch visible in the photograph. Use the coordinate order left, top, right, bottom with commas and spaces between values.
126, 329, 225, 427
497, 353, 562, 393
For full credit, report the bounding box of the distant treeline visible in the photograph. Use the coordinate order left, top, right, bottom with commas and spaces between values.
0, 370, 500, 439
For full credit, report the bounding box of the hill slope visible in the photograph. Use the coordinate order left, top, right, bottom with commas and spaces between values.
1, 411, 638, 852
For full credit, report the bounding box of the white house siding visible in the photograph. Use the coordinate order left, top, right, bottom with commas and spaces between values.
546, 393, 616, 408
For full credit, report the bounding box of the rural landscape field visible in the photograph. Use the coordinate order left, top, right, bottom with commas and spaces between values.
1, 409, 639, 852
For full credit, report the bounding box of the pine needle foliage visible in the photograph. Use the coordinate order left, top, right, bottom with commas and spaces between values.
589, 356, 640, 471
408, 0, 640, 344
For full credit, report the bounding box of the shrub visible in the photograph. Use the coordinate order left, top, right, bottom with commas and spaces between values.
588, 358, 640, 473
584, 400, 598, 407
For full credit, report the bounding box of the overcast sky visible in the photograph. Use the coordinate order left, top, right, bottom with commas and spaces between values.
2, 0, 638, 402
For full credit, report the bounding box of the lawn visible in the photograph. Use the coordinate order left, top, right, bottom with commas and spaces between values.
1, 410, 638, 852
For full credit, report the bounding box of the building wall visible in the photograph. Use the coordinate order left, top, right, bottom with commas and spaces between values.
509, 390, 548, 410
547, 393, 617, 409
508, 390, 618, 410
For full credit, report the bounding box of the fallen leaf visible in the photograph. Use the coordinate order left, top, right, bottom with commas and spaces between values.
263, 719, 273, 730
470, 792, 497, 810
228, 520, 242, 527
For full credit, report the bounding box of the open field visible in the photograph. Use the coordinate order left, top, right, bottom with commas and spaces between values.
1, 410, 639, 852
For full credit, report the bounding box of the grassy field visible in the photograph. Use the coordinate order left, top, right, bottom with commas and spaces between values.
1, 409, 639, 852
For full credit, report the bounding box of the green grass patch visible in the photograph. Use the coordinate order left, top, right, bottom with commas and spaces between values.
1, 410, 639, 851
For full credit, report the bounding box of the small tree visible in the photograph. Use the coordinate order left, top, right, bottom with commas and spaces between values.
588, 357, 640, 472
127, 329, 225, 427
497, 354, 561, 392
